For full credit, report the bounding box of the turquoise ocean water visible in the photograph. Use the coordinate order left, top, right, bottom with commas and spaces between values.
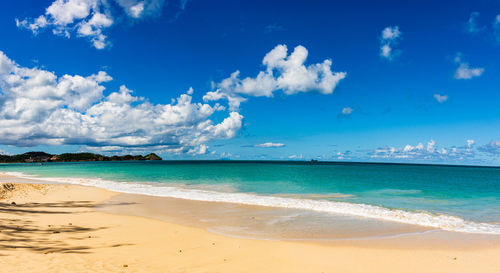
1, 161, 500, 234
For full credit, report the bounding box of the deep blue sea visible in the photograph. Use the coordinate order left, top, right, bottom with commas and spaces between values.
1, 161, 500, 234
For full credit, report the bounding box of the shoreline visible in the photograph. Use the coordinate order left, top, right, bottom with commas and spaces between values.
3, 171, 500, 235
1, 178, 500, 272
97, 191, 500, 249
4, 172, 500, 248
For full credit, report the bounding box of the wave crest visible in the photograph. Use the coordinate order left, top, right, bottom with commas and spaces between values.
4, 172, 500, 235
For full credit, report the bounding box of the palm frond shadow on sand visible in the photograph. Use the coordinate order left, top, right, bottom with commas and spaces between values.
0, 199, 135, 255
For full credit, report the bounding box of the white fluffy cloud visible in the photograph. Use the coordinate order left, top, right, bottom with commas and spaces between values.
454, 63, 484, 79
379, 26, 401, 60
453, 54, 484, 79
16, 0, 112, 49
370, 140, 476, 161
0, 44, 343, 154
433, 94, 448, 103
0, 50, 242, 153
467, 139, 475, 147
16, 0, 189, 49
203, 44, 346, 110
254, 142, 285, 148
341, 107, 354, 115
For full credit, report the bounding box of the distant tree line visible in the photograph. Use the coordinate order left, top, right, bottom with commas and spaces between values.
0, 151, 162, 163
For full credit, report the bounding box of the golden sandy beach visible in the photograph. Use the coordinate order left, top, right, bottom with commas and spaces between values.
1, 178, 499, 272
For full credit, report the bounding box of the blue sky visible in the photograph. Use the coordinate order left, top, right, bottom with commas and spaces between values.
0, 0, 499, 165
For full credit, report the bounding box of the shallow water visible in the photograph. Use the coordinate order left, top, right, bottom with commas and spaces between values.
1, 161, 500, 234
97, 192, 433, 241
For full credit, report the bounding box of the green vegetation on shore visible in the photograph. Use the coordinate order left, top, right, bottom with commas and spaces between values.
0, 151, 162, 163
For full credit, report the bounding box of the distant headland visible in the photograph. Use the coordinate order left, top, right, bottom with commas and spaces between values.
0, 152, 162, 163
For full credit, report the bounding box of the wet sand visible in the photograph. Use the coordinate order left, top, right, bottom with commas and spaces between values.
1, 176, 500, 272
98, 192, 500, 249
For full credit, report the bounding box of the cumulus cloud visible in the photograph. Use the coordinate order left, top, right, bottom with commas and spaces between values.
254, 142, 285, 148
478, 140, 500, 155
16, 0, 113, 49
453, 54, 484, 79
369, 140, 476, 161
0, 50, 242, 153
341, 107, 354, 115
187, 144, 208, 155
433, 94, 448, 103
16, 0, 189, 49
203, 44, 346, 110
198, 144, 208, 154
379, 26, 402, 60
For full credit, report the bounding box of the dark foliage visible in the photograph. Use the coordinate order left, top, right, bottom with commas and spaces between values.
0, 152, 161, 163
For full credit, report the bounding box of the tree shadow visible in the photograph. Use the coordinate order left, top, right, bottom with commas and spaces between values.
0, 201, 137, 215
0, 199, 136, 255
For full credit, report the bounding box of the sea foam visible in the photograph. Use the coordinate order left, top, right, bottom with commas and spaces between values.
4, 171, 500, 235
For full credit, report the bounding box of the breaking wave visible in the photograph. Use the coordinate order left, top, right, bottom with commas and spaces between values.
4, 171, 500, 235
